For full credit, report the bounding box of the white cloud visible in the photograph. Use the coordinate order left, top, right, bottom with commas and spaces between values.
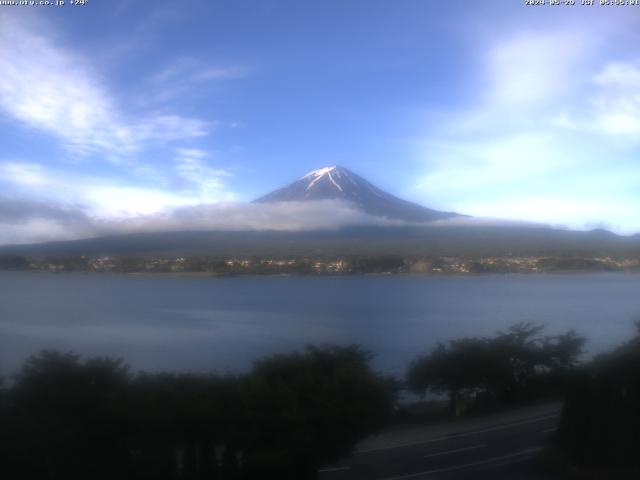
487, 30, 588, 108
412, 21, 640, 234
0, 218, 91, 246
459, 195, 640, 235
590, 62, 640, 136
0, 196, 413, 245
0, 160, 234, 218
101, 200, 407, 235
543, 62, 640, 137
84, 187, 208, 218
594, 62, 640, 87
0, 14, 209, 157
417, 133, 559, 193
0, 196, 93, 245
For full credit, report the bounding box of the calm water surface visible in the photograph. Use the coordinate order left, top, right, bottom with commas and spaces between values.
1, 272, 639, 376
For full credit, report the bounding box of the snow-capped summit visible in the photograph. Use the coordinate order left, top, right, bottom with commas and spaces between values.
300, 166, 345, 192
254, 165, 461, 222
302, 165, 340, 179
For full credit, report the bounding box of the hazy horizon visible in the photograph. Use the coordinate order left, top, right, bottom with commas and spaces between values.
1, 1, 639, 245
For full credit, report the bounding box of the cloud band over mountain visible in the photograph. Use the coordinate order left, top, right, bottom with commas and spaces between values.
0, 198, 410, 245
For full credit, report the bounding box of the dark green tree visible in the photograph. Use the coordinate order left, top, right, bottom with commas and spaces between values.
559, 322, 640, 473
0, 345, 394, 480
243, 345, 394, 479
7, 351, 130, 480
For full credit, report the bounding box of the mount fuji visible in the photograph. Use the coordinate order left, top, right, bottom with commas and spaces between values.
255, 166, 461, 222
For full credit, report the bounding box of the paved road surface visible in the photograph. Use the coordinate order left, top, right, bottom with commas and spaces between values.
319, 403, 562, 480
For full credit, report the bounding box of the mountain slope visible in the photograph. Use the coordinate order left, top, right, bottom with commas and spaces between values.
254, 166, 460, 222
2, 226, 638, 258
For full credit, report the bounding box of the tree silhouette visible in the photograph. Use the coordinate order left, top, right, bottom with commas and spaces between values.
407, 337, 498, 414
560, 322, 640, 472
407, 323, 586, 413
243, 345, 393, 479
6, 351, 130, 479
0, 345, 393, 479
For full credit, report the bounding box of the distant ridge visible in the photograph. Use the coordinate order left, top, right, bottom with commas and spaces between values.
255, 165, 461, 222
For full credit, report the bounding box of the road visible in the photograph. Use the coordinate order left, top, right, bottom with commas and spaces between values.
319, 404, 562, 480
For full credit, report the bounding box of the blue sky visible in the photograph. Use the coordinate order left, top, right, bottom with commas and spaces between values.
0, 1, 639, 243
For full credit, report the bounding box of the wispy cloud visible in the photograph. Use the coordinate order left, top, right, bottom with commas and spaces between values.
0, 14, 209, 158
173, 149, 235, 199
152, 58, 247, 85
142, 58, 248, 106
0, 162, 49, 187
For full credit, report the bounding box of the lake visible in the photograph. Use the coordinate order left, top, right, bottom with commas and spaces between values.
1, 272, 639, 376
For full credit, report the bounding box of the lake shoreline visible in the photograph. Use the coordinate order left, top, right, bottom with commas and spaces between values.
7, 269, 640, 279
